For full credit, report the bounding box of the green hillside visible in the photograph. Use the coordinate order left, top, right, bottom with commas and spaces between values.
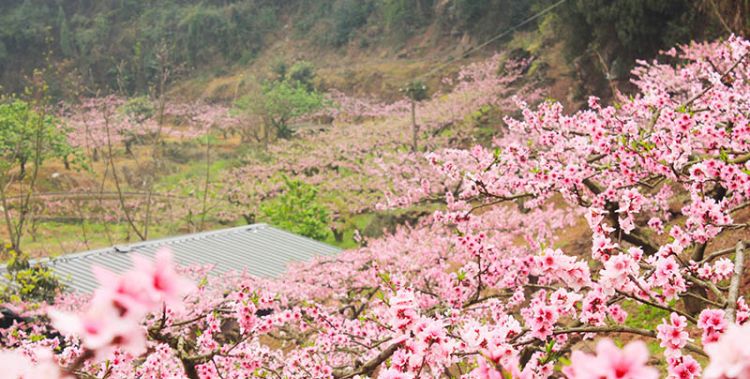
0, 0, 740, 100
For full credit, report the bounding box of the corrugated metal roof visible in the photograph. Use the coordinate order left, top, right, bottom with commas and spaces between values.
1, 224, 341, 293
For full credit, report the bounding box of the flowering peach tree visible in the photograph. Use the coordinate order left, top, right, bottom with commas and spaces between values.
222, 52, 541, 224
5, 36, 750, 379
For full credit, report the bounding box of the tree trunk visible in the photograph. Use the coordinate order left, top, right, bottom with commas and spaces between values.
411, 100, 418, 152
332, 226, 344, 243
243, 213, 256, 225
264, 122, 270, 149
125, 139, 133, 156
19, 158, 27, 179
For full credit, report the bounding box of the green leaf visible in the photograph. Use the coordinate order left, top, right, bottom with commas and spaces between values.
457, 270, 467, 281
545, 339, 556, 354
719, 148, 729, 163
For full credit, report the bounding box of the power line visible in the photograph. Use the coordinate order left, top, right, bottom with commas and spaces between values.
417, 0, 568, 81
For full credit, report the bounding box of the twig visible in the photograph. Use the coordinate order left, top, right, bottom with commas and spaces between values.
682, 290, 725, 308
684, 272, 727, 305
730, 201, 750, 214
551, 326, 707, 357
618, 289, 697, 324
104, 112, 146, 241
63, 349, 95, 377
682, 52, 749, 108
698, 242, 746, 265
333, 341, 401, 379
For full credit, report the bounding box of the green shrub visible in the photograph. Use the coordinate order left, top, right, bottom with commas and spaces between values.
260, 176, 331, 241
0, 99, 78, 177
288, 61, 317, 91
235, 79, 326, 140
401, 79, 429, 102
0, 244, 63, 303
122, 96, 155, 124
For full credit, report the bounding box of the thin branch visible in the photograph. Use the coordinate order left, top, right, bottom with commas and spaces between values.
104, 112, 146, 241
684, 272, 727, 305
730, 201, 750, 214
682, 290, 725, 308
699, 242, 746, 265
618, 290, 697, 324
63, 349, 95, 377
464, 192, 533, 217
333, 341, 401, 379
682, 52, 749, 109
551, 326, 707, 357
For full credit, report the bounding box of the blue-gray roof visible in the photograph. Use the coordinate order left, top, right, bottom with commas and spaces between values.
2, 224, 340, 293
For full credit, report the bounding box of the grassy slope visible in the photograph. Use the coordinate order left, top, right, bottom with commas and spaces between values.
5, 22, 745, 372
169, 24, 499, 103
2, 25, 579, 257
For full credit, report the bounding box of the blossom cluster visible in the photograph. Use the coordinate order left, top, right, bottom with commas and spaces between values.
5, 36, 750, 379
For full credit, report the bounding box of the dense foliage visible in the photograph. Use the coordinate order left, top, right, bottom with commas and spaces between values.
551, 0, 746, 97
3, 35, 750, 379
0, 243, 62, 303
5, 0, 743, 99
0, 99, 75, 177
0, 0, 281, 94
260, 176, 331, 241
235, 79, 326, 140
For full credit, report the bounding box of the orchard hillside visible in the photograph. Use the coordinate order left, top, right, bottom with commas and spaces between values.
2, 2, 750, 379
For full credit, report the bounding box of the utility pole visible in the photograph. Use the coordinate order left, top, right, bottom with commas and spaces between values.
401, 80, 428, 152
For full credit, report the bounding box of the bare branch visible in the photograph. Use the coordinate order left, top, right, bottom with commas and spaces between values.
684, 272, 727, 305
333, 341, 402, 379
618, 290, 697, 324
699, 242, 747, 265
551, 326, 707, 357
